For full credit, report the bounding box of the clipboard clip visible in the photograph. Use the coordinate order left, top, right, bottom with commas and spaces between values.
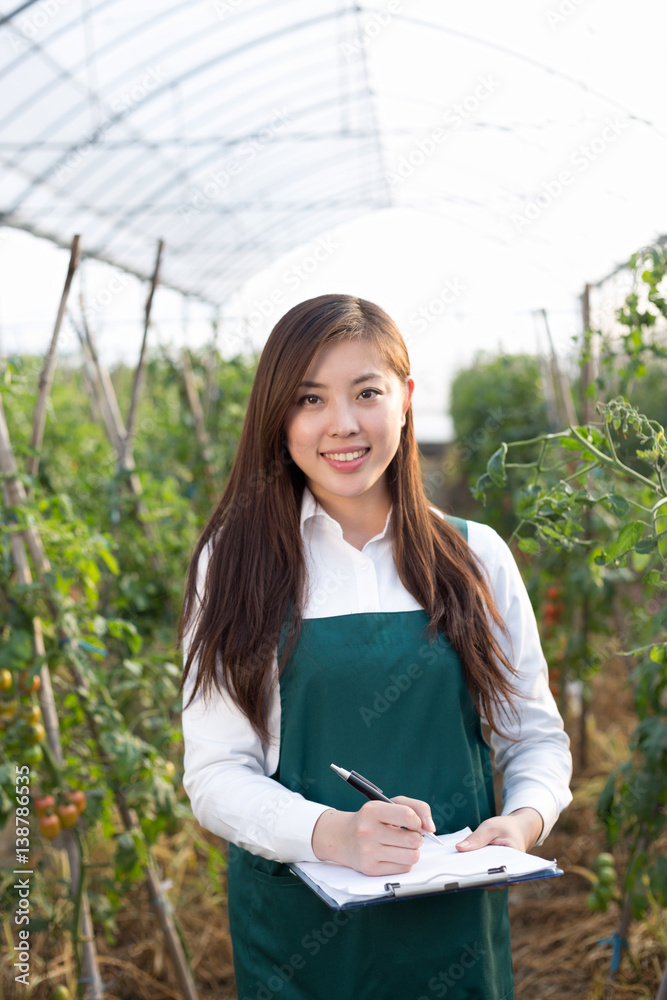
384, 865, 508, 898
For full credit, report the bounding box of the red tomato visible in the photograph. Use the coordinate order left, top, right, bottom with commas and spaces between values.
67, 790, 87, 814
18, 673, 41, 694
56, 804, 79, 829
39, 813, 61, 839
34, 794, 55, 816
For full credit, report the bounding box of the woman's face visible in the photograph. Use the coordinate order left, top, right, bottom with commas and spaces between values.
284, 338, 414, 513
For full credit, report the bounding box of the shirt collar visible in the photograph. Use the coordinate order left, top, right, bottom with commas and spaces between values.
299, 486, 393, 544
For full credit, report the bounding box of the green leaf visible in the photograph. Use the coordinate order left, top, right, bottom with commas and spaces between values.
486, 444, 508, 488
617, 521, 643, 551
608, 494, 630, 517
472, 472, 492, 502
98, 546, 119, 575
635, 537, 657, 554
517, 537, 540, 554
649, 645, 666, 663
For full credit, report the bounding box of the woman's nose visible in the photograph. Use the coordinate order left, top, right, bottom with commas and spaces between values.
327, 399, 360, 437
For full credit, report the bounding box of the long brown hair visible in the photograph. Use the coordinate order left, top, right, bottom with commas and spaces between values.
178, 294, 518, 743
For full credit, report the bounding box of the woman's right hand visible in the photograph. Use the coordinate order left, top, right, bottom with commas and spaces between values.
311, 797, 434, 876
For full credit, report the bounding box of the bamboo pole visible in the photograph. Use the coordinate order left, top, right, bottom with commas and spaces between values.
0, 395, 103, 1000
75, 322, 105, 426
580, 284, 594, 423
76, 303, 146, 503
540, 308, 578, 426
74, 304, 166, 584
27, 234, 81, 484
656, 959, 667, 1000
120, 240, 163, 473
201, 314, 219, 421
180, 346, 217, 490
73, 314, 122, 457
0, 393, 200, 1000
577, 284, 594, 770
78, 298, 126, 456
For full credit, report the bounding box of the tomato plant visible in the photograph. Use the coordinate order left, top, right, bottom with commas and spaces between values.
1, 346, 255, 992
475, 244, 667, 964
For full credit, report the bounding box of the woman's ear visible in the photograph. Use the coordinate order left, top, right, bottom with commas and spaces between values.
400, 377, 415, 427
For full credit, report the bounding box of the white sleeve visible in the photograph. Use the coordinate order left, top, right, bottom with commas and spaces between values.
467, 521, 573, 846
180, 544, 330, 863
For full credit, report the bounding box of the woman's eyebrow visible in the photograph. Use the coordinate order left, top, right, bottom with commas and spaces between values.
298, 372, 382, 389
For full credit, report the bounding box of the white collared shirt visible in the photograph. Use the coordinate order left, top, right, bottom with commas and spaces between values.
181, 488, 573, 863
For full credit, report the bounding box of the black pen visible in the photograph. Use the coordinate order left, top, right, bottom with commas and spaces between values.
330, 763, 442, 845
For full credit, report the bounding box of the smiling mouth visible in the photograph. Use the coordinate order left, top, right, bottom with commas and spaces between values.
321, 448, 370, 462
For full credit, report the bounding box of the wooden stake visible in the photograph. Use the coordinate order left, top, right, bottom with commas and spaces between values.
73, 313, 122, 457
27, 234, 81, 484
180, 346, 217, 490
201, 314, 219, 421
78, 298, 126, 455
540, 308, 578, 426
580, 283, 594, 424
75, 300, 165, 583
121, 240, 163, 472
577, 284, 595, 771
656, 958, 667, 1000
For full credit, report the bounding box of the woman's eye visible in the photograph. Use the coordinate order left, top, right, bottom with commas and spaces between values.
358, 388, 380, 399
299, 394, 320, 406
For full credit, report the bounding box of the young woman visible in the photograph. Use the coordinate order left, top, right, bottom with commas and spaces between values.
179, 294, 572, 1000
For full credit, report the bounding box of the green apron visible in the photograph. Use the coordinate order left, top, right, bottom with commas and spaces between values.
228, 523, 514, 1000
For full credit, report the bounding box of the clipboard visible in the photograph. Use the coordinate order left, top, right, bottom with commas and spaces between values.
290, 860, 563, 909
289, 828, 564, 910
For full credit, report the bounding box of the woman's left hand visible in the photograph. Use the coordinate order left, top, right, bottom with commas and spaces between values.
455, 807, 544, 854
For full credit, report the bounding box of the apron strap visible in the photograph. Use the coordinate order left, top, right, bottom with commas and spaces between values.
443, 513, 468, 541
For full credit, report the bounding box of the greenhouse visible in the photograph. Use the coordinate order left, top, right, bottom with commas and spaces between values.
1, 2, 666, 998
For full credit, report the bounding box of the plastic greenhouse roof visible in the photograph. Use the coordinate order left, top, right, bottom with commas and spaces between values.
1, 0, 667, 307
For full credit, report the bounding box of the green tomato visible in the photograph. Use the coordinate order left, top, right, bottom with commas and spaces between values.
586, 892, 605, 912
597, 868, 616, 886
22, 745, 43, 767
50, 986, 72, 1000
596, 852, 615, 868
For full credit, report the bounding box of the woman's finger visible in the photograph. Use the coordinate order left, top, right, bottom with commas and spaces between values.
391, 795, 437, 832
